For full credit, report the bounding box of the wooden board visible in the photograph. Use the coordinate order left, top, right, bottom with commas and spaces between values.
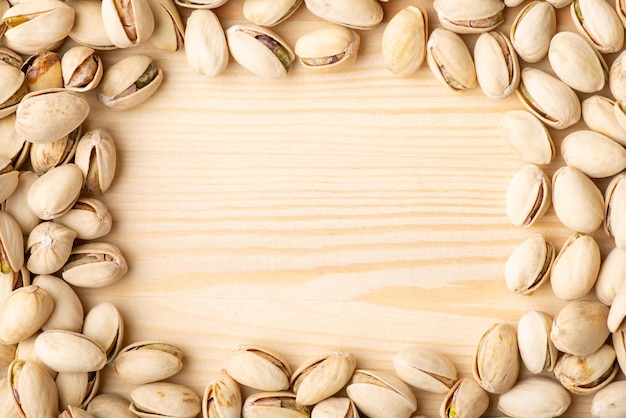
32, 0, 624, 416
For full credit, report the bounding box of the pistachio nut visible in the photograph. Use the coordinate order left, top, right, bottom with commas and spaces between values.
291, 350, 356, 405
243, 0, 303, 27
74, 128, 117, 195
610, 51, 626, 102
202, 369, 242, 418
55, 197, 113, 240
426, 28, 477, 92
517, 310, 557, 374
439, 377, 489, 418
114, 341, 183, 384
2, 0, 75, 55
497, 377, 571, 418
547, 0, 574, 6
14, 332, 56, 378
295, 24, 360, 72
0, 60, 26, 119
7, 359, 59, 418
98, 54, 163, 110
130, 382, 201, 418
0, 156, 18, 203
608, 285, 626, 332
591, 380, 626, 418
226, 24, 294, 78
551, 300, 610, 356
561, 130, 626, 178
505, 164, 551, 227
61, 241, 128, 288
474, 31, 520, 99
505, 0, 524, 5
472, 322, 519, 394
56, 371, 100, 410
32, 274, 83, 333
346, 369, 417, 418
596, 247, 626, 305
174, 0, 228, 9
614, 99, 626, 143
82, 302, 125, 363
504, 234, 554, 296
29, 126, 81, 176
0, 263, 29, 308
381, 6, 427, 77
550, 232, 601, 301
605, 172, 626, 248
59, 405, 98, 418
392, 345, 457, 393
552, 165, 604, 233
583, 96, 626, 146
148, 0, 184, 52
21, 50, 63, 92
15, 88, 89, 145
554, 344, 618, 394
101, 0, 155, 48
67, 0, 116, 50
304, 0, 382, 30
3, 171, 39, 235
0, 377, 21, 418
572, 0, 624, 53
25, 221, 76, 275
87, 393, 139, 418
242, 391, 310, 418
0, 47, 22, 68
34, 330, 107, 373
0, 113, 29, 169
433, 0, 504, 34
510, 1, 556, 63
499, 110, 554, 165
311, 397, 359, 418
184, 9, 228, 77
0, 285, 53, 344
61, 46, 104, 92
0, 208, 24, 275
225, 345, 292, 391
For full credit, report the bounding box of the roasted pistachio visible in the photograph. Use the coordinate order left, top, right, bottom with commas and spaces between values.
0, 377, 21, 418
381, 6, 427, 76
21, 50, 63, 92
27, 163, 83, 220
561, 131, 626, 179
0, 285, 54, 344
426, 28, 477, 92
506, 164, 551, 227
32, 274, 83, 333
74, 128, 117, 194
243, 0, 303, 27
510, 1, 556, 63
87, 394, 138, 418
596, 247, 626, 305
0, 200, 24, 276
517, 310, 557, 374
472, 322, 519, 394
29, 126, 81, 176
148, 0, 184, 51
184, 9, 228, 77
101, 0, 155, 48
61, 242, 128, 288
550, 233, 601, 301
202, 370, 242, 418
0, 60, 26, 119
0, 156, 17, 204
311, 397, 359, 418
0, 113, 29, 169
25, 221, 76, 275
82, 302, 125, 363
605, 172, 626, 248
114, 341, 183, 384
225, 345, 292, 391
474, 31, 520, 99
130, 382, 201, 418
61, 46, 104, 92
497, 377, 571, 418
67, 0, 116, 50
439, 377, 489, 418
34, 330, 107, 373
572, 0, 624, 53
551, 300, 609, 356
2, 171, 38, 236
393, 345, 457, 393
499, 110, 555, 165
552, 165, 604, 233
554, 345, 618, 394
7, 359, 59, 418
304, 0, 382, 30
504, 234, 554, 296
610, 51, 626, 102
55, 197, 113, 240
433, 0, 504, 34
583, 96, 626, 146
295, 25, 360, 72
346, 369, 417, 418
591, 381, 626, 418
56, 371, 100, 410
291, 350, 356, 405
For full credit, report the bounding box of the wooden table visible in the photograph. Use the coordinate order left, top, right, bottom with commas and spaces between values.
68, 0, 620, 416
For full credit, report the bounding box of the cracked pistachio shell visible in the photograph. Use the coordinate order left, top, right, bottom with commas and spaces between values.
114, 341, 183, 384
174, 0, 228, 9
552, 165, 604, 233
34, 330, 107, 373
304, 0, 382, 30
7, 359, 59, 418
561, 130, 626, 178
98, 54, 163, 110
0, 113, 29, 170
27, 163, 82, 220
381, 6, 427, 76
0, 285, 53, 344
551, 300, 609, 356
610, 51, 626, 102
26, 221, 76, 275
474, 31, 520, 99
291, 350, 356, 405
67, 0, 115, 50
550, 233, 601, 301
605, 172, 626, 248
583, 96, 626, 146
59, 405, 98, 418
15, 88, 89, 145
61, 241, 128, 288
0, 47, 22, 68
3, 171, 38, 235
56, 371, 100, 410
592, 381, 626, 418
0, 208, 23, 274
55, 197, 113, 240
87, 394, 138, 418
573, 0, 624, 53
82, 302, 124, 363
202, 370, 242, 418
0, 60, 26, 119
74, 128, 117, 195
510, 1, 556, 63
30, 126, 81, 176
225, 345, 291, 391
554, 345, 618, 394
434, 0, 504, 35
596, 247, 626, 305
504, 234, 554, 296
295, 25, 360, 72
393, 346, 457, 393
32, 274, 83, 333
346, 369, 417, 418
517, 311, 557, 374
243, 391, 310, 418
439, 377, 489, 418
506, 164, 552, 227
243, 0, 303, 27
472, 323, 519, 394
499, 110, 554, 165
184, 9, 229, 77
0, 377, 21, 418
101, 0, 154, 48
130, 382, 201, 418
148, 0, 184, 52
21, 50, 62, 93
226, 24, 294, 79
0, 155, 18, 203
497, 377, 571, 418
61, 46, 104, 92
426, 28, 476, 92
2, 0, 75, 55
311, 397, 359, 418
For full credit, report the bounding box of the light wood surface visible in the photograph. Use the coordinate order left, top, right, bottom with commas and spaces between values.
48, 0, 622, 416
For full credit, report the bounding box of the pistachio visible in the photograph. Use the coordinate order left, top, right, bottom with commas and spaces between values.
393, 345, 457, 393
295, 25, 360, 72
15, 332, 56, 378
499, 110, 555, 165
21, 50, 63, 92
55, 197, 113, 240
291, 350, 356, 405
439, 377, 489, 418
304, 0, 382, 30
0, 377, 21, 418
381, 6, 427, 76
130, 382, 201, 418
0, 0, 7, 36
147, 0, 184, 52
7, 359, 59, 418
59, 405, 98, 418
242, 391, 310, 418
26, 221, 76, 275
32, 274, 84, 332
56, 371, 100, 410
583, 96, 626, 146
184, 9, 229, 77
610, 51, 626, 102
610, 289, 626, 335
0, 113, 29, 170
0, 285, 53, 344
472, 322, 519, 394
552, 165, 605, 233
426, 28, 477, 92
0, 60, 26, 119
67, 0, 116, 50
547, 0, 573, 6
101, 0, 155, 48
551, 300, 610, 356
474, 31, 520, 99
596, 247, 626, 305
591, 381, 626, 418
510, 1, 556, 63
311, 397, 359, 418
497, 377, 571, 418
174, 0, 227, 9
202, 370, 242, 418
0, 47, 22, 69
0, 264, 29, 308
61, 242, 128, 288
550, 233, 601, 301
0, 156, 17, 203
0, 208, 24, 275
554, 345, 618, 394
114, 341, 183, 384
505, 164, 551, 227
433, 0, 504, 34
225, 345, 292, 391
517, 310, 557, 374
34, 329, 107, 373
29, 126, 81, 176
572, 0, 624, 53
87, 393, 138, 418
74, 128, 117, 195
243, 0, 303, 27
561, 130, 626, 178
504, 234, 554, 296
61, 46, 104, 92
605, 172, 626, 248
613, 321, 626, 375
82, 302, 125, 363
346, 369, 417, 418
3, 171, 39, 236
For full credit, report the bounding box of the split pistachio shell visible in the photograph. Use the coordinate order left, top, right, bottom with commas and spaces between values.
34, 330, 107, 373
393, 346, 457, 393
0, 210, 23, 273
517, 311, 557, 374
82, 302, 125, 363
550, 233, 601, 301
433, 0, 504, 34
55, 198, 113, 240
0, 285, 53, 344
304, 0, 382, 30
29, 126, 81, 176
596, 247, 626, 305
497, 377, 571, 418
67, 0, 115, 50
504, 234, 554, 296
56, 371, 100, 410
202, 370, 242, 418
605, 173, 626, 248
472, 322, 519, 394
583, 96, 626, 146
8, 359, 59, 418
3, 171, 39, 235
510, 1, 556, 63
32, 274, 83, 333
243, 0, 303, 27
0, 60, 26, 119
592, 381, 626, 418
572, 0, 624, 53
148, 0, 184, 52
0, 113, 29, 169
426, 28, 477, 92
74, 128, 117, 195
0, 47, 22, 68
561, 130, 626, 178
130, 382, 201, 418
242, 391, 310, 418
61, 46, 104, 92
609, 288, 626, 332
610, 51, 626, 102
552, 165, 605, 233
311, 397, 359, 418
346, 369, 417, 418
61, 241, 128, 288
381, 6, 427, 76
225, 345, 292, 391
295, 25, 359, 72
551, 300, 610, 356
291, 350, 356, 405
499, 110, 555, 165
0, 377, 21, 418
26, 221, 76, 275
554, 344, 618, 394
174, 0, 228, 9
439, 377, 489, 418
0, 156, 17, 204
184, 9, 229, 77
474, 31, 520, 99
21, 50, 63, 92
101, 0, 155, 48
506, 164, 551, 227
114, 341, 183, 384
87, 394, 138, 418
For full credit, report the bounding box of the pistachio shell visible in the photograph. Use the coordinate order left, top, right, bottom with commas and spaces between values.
225, 345, 292, 391
381, 6, 427, 77
552, 165, 604, 233
506, 164, 551, 227
74, 128, 117, 195
517, 310, 557, 374
184, 9, 229, 77
499, 110, 555, 165
32, 274, 83, 332
7, 359, 59, 418
583, 96, 626, 146
82, 302, 125, 363
591, 381, 626, 418
147, 0, 185, 52
114, 341, 183, 384
497, 377, 571, 418
439, 377, 489, 418
0, 264, 29, 309
130, 382, 201, 418
0, 211, 24, 273
0, 61, 25, 118
21, 50, 63, 92
0, 377, 21, 418
34, 330, 107, 373
433, 0, 504, 34
550, 233, 601, 301
303, 0, 382, 30
56, 371, 100, 410
243, 0, 303, 27
474, 31, 520, 99
61, 46, 104, 92
55, 197, 113, 240
15, 332, 56, 378
554, 345, 618, 394
67, 0, 115, 50
243, 391, 310, 418
87, 394, 138, 418
291, 350, 356, 405
472, 322, 519, 394
3, 171, 40, 235
610, 51, 626, 102
29, 126, 81, 176
608, 287, 626, 332
346, 369, 417, 418
202, 370, 242, 418
426, 28, 477, 92
0, 285, 53, 344
572, 0, 624, 53
26, 221, 76, 275
551, 300, 610, 356
311, 397, 359, 418
510, 1, 556, 63
613, 321, 626, 375
393, 346, 457, 393
596, 247, 626, 305
605, 172, 626, 248
0, 113, 29, 170
295, 24, 360, 72
561, 130, 626, 178
174, 0, 228, 9
504, 234, 554, 296
61, 241, 128, 288
101, 0, 155, 48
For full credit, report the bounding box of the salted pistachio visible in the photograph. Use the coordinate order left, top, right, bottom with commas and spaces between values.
130, 382, 201, 418
61, 242, 128, 288
583, 96, 626, 146
0, 47, 22, 68
3, 171, 39, 235
67, 0, 116, 50
304, 0, 382, 30
472, 322, 519, 394
87, 394, 139, 418
346, 369, 417, 418
510, 1, 556, 63
225, 345, 291, 391
592, 381, 626, 418
2, 0, 75, 55
174, 0, 228, 9
59, 405, 98, 418
505, 164, 551, 227
434, 0, 503, 34
27, 163, 82, 220
26, 221, 76, 275
0, 60, 26, 119
148, 0, 184, 51
596, 247, 626, 305
552, 165, 604, 233
517, 311, 557, 374
497, 377, 571, 418
98, 54, 163, 110
15, 88, 89, 145
548, 31, 607, 93
504, 234, 554, 296
7, 359, 59, 418
474, 31, 520, 99
426, 28, 477, 92
499, 110, 554, 165
554, 345, 618, 394
0, 377, 21, 418
101, 0, 155, 48
114, 341, 183, 384
0, 285, 53, 344
243, 0, 303, 27
393, 346, 457, 393
202, 370, 242, 418
572, 0, 624, 53
610, 51, 626, 102
34, 330, 107, 373
184, 9, 228, 77
242, 391, 310, 418
15, 332, 56, 378
551, 233, 601, 301
605, 172, 626, 248
551, 300, 610, 356
0, 199, 23, 273
21, 50, 63, 93
32, 274, 83, 333
295, 25, 360, 72
226, 24, 295, 79
0, 113, 29, 169
439, 377, 489, 418
56, 371, 100, 410
562, 131, 626, 179
291, 350, 356, 405
55, 197, 113, 240
381, 6, 427, 76
74, 128, 117, 195
311, 397, 359, 418
30, 126, 81, 176
82, 302, 124, 364
61, 46, 104, 92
